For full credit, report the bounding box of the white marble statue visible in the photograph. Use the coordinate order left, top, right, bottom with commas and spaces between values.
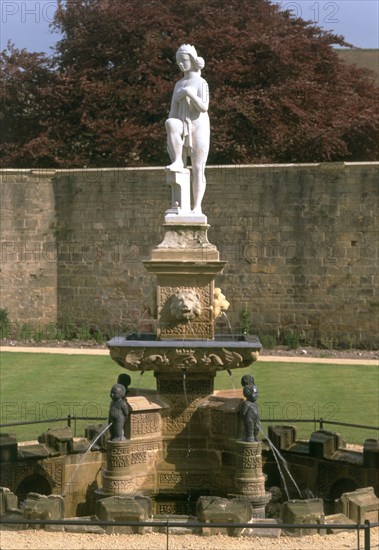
165, 44, 210, 215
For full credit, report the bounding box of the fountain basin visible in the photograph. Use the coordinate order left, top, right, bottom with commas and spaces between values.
107, 335, 262, 374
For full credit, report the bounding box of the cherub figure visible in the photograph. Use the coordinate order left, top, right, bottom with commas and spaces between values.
117, 373, 131, 395
241, 375, 260, 442
265, 486, 283, 519
108, 383, 129, 441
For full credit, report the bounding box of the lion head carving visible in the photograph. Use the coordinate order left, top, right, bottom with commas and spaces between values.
169, 290, 201, 321
214, 287, 230, 318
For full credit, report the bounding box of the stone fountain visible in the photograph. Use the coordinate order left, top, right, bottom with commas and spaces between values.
1, 45, 378, 538
102, 44, 270, 518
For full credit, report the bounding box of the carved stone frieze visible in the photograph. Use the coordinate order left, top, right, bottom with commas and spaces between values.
234, 477, 267, 496
163, 410, 196, 434
53, 461, 64, 488
102, 473, 155, 495
131, 412, 161, 436
236, 445, 262, 471
109, 343, 260, 374
159, 472, 183, 487
108, 446, 131, 469
157, 502, 191, 515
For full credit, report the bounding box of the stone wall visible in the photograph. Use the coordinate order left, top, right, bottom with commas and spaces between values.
0, 170, 57, 325
1, 163, 378, 346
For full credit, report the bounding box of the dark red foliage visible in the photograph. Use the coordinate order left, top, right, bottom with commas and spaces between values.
1, 0, 378, 167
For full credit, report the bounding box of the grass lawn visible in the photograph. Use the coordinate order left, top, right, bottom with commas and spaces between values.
0, 352, 378, 444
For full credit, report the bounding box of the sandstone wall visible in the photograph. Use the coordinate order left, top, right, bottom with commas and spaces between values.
0, 170, 57, 325
1, 163, 378, 346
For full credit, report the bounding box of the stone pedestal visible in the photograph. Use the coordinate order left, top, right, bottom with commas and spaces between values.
100, 396, 165, 498
96, 495, 152, 534
335, 487, 379, 523
144, 223, 225, 340
282, 498, 325, 536
232, 441, 271, 517
164, 169, 207, 223
165, 169, 191, 219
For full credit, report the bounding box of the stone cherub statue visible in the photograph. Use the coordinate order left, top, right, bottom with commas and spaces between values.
265, 486, 283, 519
108, 383, 130, 441
241, 374, 260, 442
165, 44, 210, 215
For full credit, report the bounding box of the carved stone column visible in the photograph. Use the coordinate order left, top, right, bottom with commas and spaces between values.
232, 441, 271, 517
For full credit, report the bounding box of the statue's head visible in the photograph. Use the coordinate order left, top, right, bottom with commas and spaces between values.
117, 373, 131, 395
176, 44, 205, 72
269, 486, 282, 503
241, 374, 254, 387
110, 383, 126, 401
243, 383, 258, 402
169, 289, 201, 321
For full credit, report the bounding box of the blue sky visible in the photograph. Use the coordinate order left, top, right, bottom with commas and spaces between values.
1, 0, 378, 54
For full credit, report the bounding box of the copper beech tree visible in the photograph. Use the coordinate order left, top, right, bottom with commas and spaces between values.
1, 0, 378, 168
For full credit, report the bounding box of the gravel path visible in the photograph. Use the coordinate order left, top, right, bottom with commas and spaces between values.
1, 528, 378, 550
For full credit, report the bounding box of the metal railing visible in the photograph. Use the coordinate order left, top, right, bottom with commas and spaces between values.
0, 517, 376, 550
1, 415, 377, 438
0, 416, 105, 437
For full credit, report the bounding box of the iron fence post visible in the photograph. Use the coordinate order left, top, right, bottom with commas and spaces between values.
364, 519, 370, 550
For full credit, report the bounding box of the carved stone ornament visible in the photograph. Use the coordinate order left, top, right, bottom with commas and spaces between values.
109, 341, 261, 374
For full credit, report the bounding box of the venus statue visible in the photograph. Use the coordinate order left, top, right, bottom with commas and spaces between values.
165, 44, 210, 215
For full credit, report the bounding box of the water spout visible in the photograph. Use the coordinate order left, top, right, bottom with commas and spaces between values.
138, 308, 151, 337
258, 421, 302, 500
136, 370, 145, 396
226, 369, 236, 396
62, 423, 111, 497
182, 369, 188, 407
221, 311, 233, 334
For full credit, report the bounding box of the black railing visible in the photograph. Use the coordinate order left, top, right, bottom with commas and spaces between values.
1, 415, 378, 438
0, 416, 106, 437
0, 517, 376, 550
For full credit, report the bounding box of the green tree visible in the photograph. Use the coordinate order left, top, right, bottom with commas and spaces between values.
1, 0, 378, 167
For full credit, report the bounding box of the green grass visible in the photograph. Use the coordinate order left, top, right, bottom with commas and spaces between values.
219, 361, 379, 443
0, 352, 378, 444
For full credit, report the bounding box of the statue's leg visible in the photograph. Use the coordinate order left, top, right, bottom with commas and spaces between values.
254, 423, 259, 442
112, 417, 126, 441
165, 118, 185, 170
191, 121, 209, 213
191, 153, 207, 213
